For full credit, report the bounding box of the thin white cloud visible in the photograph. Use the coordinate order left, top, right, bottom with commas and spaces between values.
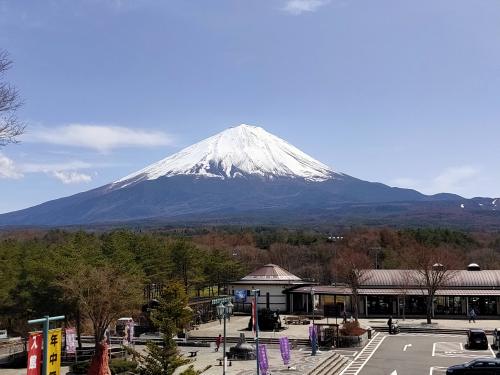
391, 165, 484, 197
432, 166, 480, 193
51, 170, 92, 184
283, 0, 330, 15
0, 154, 93, 185
21, 160, 92, 174
0, 153, 23, 179
29, 124, 174, 152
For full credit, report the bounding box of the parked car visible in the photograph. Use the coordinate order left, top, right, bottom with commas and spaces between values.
466, 329, 489, 350
446, 358, 500, 374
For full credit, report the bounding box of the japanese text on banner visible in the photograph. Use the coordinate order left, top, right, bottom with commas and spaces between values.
47, 328, 62, 375
27, 332, 42, 375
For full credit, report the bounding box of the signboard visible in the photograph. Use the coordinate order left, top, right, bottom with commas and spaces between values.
234, 289, 247, 303
65, 328, 76, 354
211, 297, 232, 305
47, 328, 62, 375
27, 332, 42, 375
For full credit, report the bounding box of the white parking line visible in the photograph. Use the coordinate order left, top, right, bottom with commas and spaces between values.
433, 341, 495, 359
429, 366, 447, 375
339, 332, 387, 375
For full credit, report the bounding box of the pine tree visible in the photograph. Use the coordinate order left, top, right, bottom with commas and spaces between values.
137, 281, 198, 375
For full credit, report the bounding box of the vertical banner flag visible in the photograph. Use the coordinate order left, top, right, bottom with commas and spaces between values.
251, 299, 256, 333
258, 344, 269, 374
47, 328, 62, 375
65, 328, 76, 354
309, 326, 318, 344
127, 321, 134, 343
27, 332, 42, 375
279, 337, 291, 365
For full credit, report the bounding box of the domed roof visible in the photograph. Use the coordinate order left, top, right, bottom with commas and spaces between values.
241, 264, 302, 281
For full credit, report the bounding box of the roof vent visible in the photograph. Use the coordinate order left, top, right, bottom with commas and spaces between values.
467, 263, 481, 271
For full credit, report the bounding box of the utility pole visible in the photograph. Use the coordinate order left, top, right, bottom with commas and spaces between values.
28, 315, 65, 375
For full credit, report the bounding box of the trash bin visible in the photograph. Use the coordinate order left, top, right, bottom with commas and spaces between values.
367, 328, 372, 339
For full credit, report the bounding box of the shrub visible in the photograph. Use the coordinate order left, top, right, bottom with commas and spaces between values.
71, 359, 138, 375
110, 359, 138, 374
70, 361, 90, 374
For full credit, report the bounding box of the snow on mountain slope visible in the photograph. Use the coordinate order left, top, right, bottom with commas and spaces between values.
114, 124, 338, 187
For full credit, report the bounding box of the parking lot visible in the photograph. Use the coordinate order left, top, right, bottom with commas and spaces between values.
341, 333, 497, 375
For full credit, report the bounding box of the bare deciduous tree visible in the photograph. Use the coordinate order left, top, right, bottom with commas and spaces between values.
60, 264, 142, 343
334, 249, 371, 321
409, 245, 460, 324
0, 50, 24, 146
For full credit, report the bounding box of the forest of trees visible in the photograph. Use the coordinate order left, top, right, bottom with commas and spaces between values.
1, 226, 499, 335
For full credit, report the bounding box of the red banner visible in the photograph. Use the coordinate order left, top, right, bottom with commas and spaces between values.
26, 332, 42, 375
251, 299, 256, 333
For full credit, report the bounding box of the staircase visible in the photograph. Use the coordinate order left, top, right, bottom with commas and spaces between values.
308, 352, 349, 375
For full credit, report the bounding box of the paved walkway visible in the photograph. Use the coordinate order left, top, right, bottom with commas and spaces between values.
189, 315, 500, 341
358, 317, 500, 331
4, 316, 499, 375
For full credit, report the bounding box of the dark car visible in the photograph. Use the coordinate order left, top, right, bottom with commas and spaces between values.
467, 329, 489, 350
446, 358, 500, 374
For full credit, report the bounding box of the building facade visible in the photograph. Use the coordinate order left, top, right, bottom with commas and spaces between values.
287, 264, 500, 318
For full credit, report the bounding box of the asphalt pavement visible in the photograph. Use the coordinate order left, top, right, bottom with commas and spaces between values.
348, 333, 496, 375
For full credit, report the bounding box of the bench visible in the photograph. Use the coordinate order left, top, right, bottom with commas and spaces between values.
188, 350, 198, 358
285, 316, 310, 325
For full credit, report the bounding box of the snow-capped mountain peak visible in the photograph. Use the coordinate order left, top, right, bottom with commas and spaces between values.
114, 124, 337, 187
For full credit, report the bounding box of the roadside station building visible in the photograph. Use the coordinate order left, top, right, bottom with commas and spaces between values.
228, 263, 310, 313
287, 263, 500, 318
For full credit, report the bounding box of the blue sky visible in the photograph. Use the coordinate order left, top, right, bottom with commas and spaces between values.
0, 0, 499, 213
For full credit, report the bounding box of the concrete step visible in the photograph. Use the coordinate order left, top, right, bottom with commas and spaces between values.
308, 353, 349, 375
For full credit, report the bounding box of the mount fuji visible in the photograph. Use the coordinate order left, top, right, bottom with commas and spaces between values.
0, 124, 498, 228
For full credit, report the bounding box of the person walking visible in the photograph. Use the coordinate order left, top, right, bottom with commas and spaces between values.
387, 316, 393, 334
342, 310, 347, 324
215, 334, 222, 352
469, 308, 476, 323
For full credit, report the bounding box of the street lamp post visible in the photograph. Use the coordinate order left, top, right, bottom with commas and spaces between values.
311, 288, 317, 356
252, 289, 260, 375
216, 300, 233, 375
